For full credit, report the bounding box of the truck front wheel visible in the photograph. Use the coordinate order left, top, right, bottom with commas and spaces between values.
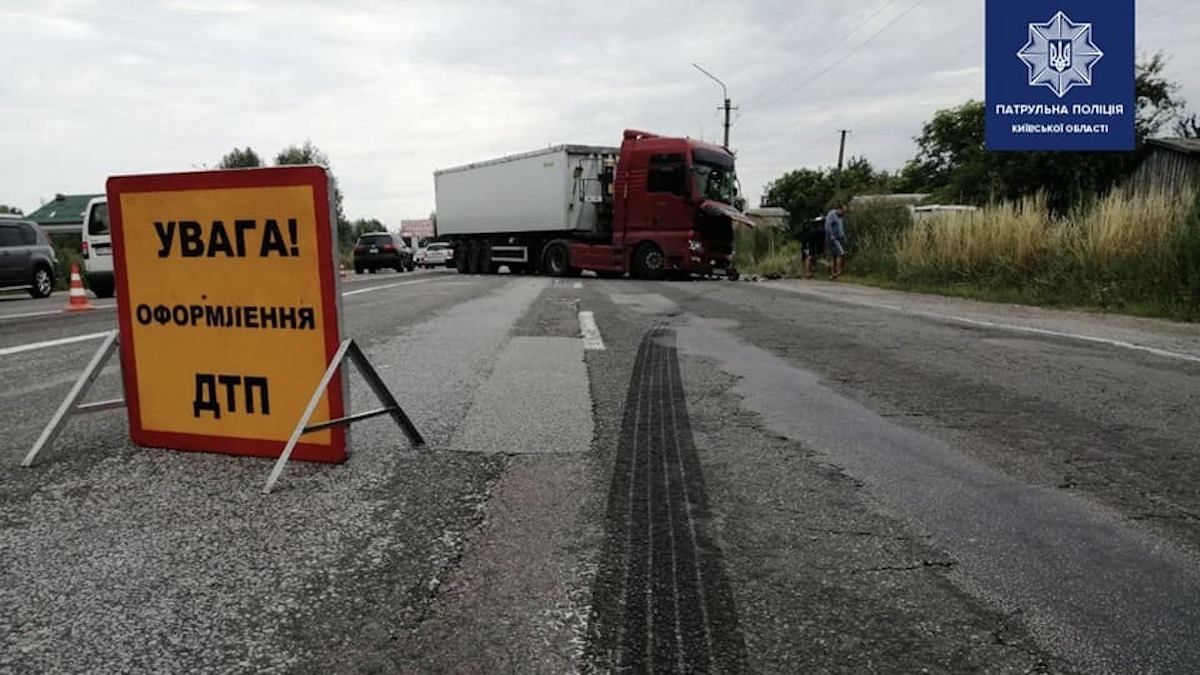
542, 242, 570, 277
633, 243, 665, 280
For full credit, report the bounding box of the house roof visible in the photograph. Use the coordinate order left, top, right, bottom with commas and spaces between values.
746, 207, 789, 217
1147, 138, 1200, 156
25, 193, 102, 225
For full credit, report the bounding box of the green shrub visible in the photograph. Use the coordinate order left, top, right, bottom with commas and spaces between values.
49, 233, 83, 291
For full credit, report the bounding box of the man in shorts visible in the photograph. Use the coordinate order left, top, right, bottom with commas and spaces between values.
824, 204, 848, 280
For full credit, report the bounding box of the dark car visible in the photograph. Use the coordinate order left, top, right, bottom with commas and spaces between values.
0, 218, 58, 298
353, 232, 414, 274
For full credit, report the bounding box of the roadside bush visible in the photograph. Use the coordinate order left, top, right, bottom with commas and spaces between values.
734, 226, 800, 276
49, 233, 83, 291
850, 201, 912, 243
749, 241, 805, 278
848, 201, 911, 277
1169, 189, 1200, 316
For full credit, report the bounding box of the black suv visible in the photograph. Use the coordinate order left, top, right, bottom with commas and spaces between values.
353, 232, 414, 274
0, 219, 58, 298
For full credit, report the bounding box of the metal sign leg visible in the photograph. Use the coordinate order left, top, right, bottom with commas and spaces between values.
262, 339, 425, 494
22, 330, 120, 467
346, 341, 425, 447
263, 339, 353, 494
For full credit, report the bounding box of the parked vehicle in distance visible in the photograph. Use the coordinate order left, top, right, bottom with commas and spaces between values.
353, 232, 414, 274
417, 241, 454, 268
434, 129, 751, 279
0, 219, 58, 298
81, 196, 115, 298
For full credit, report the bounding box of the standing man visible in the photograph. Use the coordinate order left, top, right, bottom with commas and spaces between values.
824, 203, 848, 280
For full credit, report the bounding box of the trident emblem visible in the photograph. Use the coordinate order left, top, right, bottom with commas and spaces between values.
1049, 40, 1072, 73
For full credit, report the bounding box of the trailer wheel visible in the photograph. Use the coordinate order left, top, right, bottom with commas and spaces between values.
463, 241, 478, 274
542, 242, 570, 277
633, 243, 665, 280
455, 243, 470, 274
480, 242, 496, 274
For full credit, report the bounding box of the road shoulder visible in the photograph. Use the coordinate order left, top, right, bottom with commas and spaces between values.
763, 279, 1200, 362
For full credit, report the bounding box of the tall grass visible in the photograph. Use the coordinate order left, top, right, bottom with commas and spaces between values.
735, 226, 804, 277
877, 186, 1200, 318
894, 195, 1052, 284
739, 187, 1200, 320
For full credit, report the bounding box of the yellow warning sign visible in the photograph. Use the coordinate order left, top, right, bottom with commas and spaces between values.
107, 167, 346, 462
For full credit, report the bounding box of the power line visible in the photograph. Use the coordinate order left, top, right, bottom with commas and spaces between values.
741, 0, 900, 109
744, 0, 928, 118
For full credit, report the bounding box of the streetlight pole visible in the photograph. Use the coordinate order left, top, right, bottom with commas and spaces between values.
692, 63, 734, 149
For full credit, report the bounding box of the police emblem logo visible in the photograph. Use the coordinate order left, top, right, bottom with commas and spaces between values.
1017, 11, 1104, 98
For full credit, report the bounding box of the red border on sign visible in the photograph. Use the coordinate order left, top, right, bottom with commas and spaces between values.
106, 166, 346, 463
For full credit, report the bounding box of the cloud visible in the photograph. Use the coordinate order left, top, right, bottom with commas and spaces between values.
0, 0, 1195, 220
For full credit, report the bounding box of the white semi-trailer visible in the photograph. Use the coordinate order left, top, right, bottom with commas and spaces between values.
433, 130, 745, 279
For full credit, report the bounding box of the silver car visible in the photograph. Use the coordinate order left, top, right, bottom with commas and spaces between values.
0, 218, 58, 298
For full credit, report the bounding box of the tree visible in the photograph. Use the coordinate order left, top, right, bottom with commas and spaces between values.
1134, 53, 1186, 140
1177, 113, 1200, 139
275, 141, 330, 167
218, 147, 263, 169
275, 141, 354, 251
762, 157, 894, 233
349, 217, 385, 237
897, 53, 1190, 212
343, 218, 391, 254
0, 204, 22, 215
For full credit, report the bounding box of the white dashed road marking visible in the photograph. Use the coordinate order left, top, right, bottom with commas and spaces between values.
0, 331, 114, 357
0, 304, 116, 321
340, 277, 439, 297
579, 311, 606, 351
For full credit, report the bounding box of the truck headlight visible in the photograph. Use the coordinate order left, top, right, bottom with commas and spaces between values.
687, 240, 703, 253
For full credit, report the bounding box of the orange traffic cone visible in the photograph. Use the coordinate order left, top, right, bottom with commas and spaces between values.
339, 263, 347, 280
65, 263, 95, 311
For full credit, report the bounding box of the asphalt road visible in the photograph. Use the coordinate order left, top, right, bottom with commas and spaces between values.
2, 271, 1198, 674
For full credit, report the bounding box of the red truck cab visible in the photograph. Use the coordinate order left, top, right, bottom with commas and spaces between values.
568, 130, 750, 278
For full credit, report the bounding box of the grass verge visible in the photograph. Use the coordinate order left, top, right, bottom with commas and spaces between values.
739, 187, 1200, 323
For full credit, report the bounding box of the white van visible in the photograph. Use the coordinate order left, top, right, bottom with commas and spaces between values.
81, 196, 115, 298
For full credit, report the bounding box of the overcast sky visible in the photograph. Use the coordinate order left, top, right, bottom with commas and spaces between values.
2, 0, 1197, 224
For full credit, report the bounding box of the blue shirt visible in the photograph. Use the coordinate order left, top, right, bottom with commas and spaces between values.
824, 210, 845, 240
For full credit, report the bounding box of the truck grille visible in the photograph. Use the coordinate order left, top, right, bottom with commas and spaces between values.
704, 240, 732, 255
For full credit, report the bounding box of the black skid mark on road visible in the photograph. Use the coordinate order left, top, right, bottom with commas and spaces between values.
587, 328, 746, 674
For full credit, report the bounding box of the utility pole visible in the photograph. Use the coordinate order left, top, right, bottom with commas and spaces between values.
835, 129, 850, 193
692, 63, 736, 149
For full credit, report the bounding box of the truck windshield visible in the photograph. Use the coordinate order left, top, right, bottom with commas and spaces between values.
693, 163, 737, 204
